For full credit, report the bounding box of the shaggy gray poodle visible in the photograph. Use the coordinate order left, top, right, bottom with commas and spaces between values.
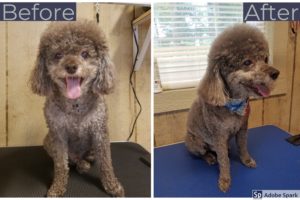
30, 20, 124, 197
185, 24, 280, 192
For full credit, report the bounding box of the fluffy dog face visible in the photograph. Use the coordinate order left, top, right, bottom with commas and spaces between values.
30, 20, 115, 99
222, 55, 279, 99
199, 24, 280, 105
47, 42, 99, 99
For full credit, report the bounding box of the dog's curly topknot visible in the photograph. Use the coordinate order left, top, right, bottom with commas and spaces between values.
40, 20, 109, 53
209, 24, 268, 66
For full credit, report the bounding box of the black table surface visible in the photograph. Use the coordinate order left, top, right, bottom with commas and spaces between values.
0, 142, 151, 197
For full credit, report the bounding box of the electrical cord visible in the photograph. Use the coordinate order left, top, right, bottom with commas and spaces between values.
127, 22, 143, 141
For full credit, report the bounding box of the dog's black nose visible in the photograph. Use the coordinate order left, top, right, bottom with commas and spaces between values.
65, 64, 78, 74
269, 68, 280, 80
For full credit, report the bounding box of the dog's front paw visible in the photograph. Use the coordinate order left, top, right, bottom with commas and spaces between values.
218, 177, 231, 193
76, 160, 91, 174
203, 152, 217, 165
104, 180, 125, 197
241, 157, 257, 168
47, 185, 66, 197
85, 150, 95, 163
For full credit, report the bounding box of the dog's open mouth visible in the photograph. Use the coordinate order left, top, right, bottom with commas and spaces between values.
65, 77, 83, 99
243, 83, 270, 97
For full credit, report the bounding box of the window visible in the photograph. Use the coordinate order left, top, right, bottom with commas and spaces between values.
154, 2, 266, 91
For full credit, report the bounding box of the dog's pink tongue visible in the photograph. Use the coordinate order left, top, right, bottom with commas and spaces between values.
66, 77, 81, 99
255, 84, 270, 97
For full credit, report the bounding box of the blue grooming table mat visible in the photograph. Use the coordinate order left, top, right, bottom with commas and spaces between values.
154, 125, 300, 197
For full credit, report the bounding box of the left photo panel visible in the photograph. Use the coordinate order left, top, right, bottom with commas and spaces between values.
0, 2, 151, 197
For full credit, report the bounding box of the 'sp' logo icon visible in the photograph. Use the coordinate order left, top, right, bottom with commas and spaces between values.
252, 190, 262, 199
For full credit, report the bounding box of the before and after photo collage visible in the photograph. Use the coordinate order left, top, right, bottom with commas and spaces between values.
0, 0, 299, 198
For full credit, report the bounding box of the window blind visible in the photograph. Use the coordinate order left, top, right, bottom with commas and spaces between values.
154, 2, 266, 90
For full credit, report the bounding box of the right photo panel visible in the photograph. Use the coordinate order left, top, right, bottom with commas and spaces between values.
154, 2, 300, 198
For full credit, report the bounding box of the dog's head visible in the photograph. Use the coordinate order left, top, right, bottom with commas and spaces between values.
30, 20, 115, 99
199, 24, 280, 106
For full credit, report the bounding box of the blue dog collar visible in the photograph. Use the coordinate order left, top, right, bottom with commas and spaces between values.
224, 98, 250, 116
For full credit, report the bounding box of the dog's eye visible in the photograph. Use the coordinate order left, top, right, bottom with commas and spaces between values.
81, 51, 89, 59
265, 57, 268, 63
243, 60, 252, 66
54, 53, 63, 60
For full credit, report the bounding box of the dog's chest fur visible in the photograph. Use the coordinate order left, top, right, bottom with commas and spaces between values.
44, 94, 107, 151
206, 105, 246, 135
187, 98, 248, 144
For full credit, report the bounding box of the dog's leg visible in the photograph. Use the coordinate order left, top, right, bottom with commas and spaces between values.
236, 126, 256, 168
215, 139, 231, 192
93, 129, 125, 197
44, 133, 69, 197
185, 132, 206, 156
186, 132, 217, 165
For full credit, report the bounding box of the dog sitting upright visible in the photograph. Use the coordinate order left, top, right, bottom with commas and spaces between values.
185, 24, 280, 192
30, 20, 124, 197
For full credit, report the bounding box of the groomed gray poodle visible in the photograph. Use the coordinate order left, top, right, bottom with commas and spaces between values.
30, 20, 124, 197
185, 24, 280, 192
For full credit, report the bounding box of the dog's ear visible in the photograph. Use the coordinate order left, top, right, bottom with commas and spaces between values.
30, 50, 53, 96
198, 65, 228, 106
92, 53, 115, 95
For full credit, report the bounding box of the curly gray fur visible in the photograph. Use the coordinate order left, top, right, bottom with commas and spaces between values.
30, 20, 124, 197
185, 24, 280, 192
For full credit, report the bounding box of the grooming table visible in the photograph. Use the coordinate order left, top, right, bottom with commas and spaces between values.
0, 142, 150, 197
154, 125, 300, 197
